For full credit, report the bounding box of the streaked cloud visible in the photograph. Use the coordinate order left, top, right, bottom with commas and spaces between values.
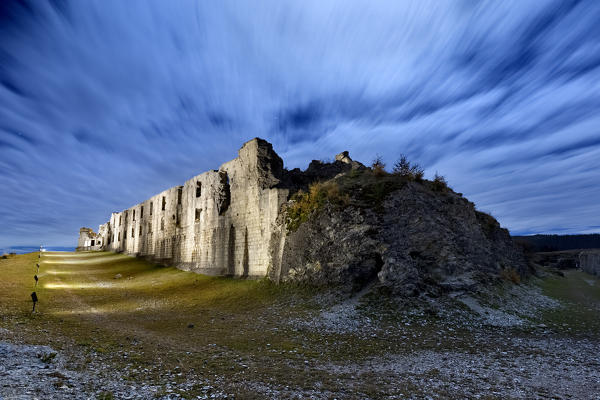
0, 0, 599, 246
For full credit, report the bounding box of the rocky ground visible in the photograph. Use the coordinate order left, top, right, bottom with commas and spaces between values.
1, 252, 600, 399
2, 283, 600, 399
0, 339, 226, 400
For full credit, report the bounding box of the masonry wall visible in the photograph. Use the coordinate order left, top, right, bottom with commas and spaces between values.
580, 250, 600, 277
94, 138, 289, 277
76, 228, 104, 251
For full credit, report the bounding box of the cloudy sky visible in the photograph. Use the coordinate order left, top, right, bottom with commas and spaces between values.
1, 0, 599, 248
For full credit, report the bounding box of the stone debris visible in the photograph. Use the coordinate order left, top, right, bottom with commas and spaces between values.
0, 339, 229, 399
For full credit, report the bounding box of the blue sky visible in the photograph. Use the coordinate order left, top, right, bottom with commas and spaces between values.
1, 0, 599, 247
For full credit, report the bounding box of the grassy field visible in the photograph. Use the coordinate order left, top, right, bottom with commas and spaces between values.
1, 251, 399, 398
539, 269, 600, 334
1, 251, 600, 399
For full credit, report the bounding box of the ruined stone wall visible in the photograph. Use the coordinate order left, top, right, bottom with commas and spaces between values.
76, 227, 103, 251
579, 250, 600, 277
94, 138, 289, 277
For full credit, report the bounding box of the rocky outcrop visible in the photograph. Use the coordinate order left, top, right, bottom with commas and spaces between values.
376, 183, 527, 295
276, 204, 383, 291
282, 152, 366, 193
274, 177, 527, 295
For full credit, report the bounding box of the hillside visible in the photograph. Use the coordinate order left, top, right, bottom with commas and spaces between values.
271, 159, 528, 296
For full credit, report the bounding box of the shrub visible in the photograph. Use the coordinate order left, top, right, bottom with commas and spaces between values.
432, 172, 448, 192
285, 182, 350, 232
412, 166, 425, 181
371, 155, 387, 177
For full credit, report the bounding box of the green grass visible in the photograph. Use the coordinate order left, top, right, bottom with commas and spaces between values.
539, 269, 600, 335
0, 251, 403, 396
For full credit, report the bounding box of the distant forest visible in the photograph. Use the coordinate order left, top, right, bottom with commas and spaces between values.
512, 234, 600, 252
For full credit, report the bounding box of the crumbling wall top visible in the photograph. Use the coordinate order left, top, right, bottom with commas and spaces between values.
222, 137, 284, 189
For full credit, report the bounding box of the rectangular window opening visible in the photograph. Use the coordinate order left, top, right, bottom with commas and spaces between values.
195, 208, 202, 221
141, 206, 144, 219
150, 202, 153, 215
196, 182, 202, 198
177, 187, 182, 205
162, 197, 166, 211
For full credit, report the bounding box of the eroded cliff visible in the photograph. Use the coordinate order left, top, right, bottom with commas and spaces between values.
272, 170, 528, 295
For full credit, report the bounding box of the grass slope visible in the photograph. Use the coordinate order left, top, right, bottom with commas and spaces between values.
1, 251, 600, 399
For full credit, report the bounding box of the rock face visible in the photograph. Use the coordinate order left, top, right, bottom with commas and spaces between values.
274, 180, 527, 295
376, 184, 527, 295
81, 138, 527, 294
273, 204, 383, 291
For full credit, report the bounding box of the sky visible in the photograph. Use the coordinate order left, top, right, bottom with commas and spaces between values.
1, 0, 599, 248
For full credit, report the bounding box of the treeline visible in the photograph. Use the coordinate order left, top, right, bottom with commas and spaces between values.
513, 234, 600, 252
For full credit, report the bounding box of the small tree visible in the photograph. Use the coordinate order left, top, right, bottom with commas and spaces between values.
371, 155, 387, 177
393, 154, 424, 181
393, 155, 411, 176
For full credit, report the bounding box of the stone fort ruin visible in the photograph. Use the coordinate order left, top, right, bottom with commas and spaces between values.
78, 138, 349, 278
78, 137, 531, 293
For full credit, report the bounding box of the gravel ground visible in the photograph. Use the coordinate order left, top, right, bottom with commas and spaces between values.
2, 334, 599, 400
318, 336, 600, 399
0, 337, 229, 400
